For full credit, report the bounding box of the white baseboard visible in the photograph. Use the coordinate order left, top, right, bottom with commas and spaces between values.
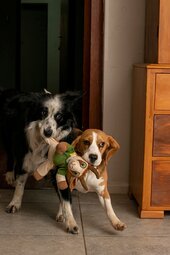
108, 183, 129, 194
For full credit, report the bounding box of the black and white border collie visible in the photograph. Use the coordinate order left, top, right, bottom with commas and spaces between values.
0, 89, 81, 233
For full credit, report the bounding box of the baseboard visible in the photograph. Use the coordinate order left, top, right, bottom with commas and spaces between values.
108, 182, 129, 194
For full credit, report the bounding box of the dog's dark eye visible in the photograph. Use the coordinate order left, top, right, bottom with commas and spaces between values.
83, 140, 90, 146
41, 107, 48, 118
55, 113, 63, 122
99, 142, 105, 148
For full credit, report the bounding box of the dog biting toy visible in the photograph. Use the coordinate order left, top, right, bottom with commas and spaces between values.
33, 139, 100, 191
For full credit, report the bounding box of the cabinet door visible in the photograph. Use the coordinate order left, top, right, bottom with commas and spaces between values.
153, 115, 170, 156
152, 161, 170, 206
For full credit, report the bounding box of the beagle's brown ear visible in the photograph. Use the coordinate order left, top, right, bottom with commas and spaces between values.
71, 135, 81, 152
104, 136, 120, 163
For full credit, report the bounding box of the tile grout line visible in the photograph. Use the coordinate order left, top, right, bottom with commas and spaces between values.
77, 193, 88, 255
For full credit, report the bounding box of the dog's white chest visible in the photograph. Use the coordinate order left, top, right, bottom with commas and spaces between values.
75, 171, 105, 194
23, 143, 49, 174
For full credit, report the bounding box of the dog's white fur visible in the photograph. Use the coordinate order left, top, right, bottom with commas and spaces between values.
56, 129, 126, 232
5, 93, 75, 215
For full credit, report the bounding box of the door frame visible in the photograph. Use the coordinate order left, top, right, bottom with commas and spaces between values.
83, 0, 104, 130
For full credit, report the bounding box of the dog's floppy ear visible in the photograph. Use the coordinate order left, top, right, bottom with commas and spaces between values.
71, 135, 82, 153
104, 136, 120, 163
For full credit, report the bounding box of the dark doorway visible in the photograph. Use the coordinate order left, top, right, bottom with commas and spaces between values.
20, 4, 47, 92
0, 0, 104, 189
0, 0, 20, 89
59, 0, 84, 93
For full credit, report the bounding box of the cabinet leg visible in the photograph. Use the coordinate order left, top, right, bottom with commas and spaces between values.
139, 208, 164, 219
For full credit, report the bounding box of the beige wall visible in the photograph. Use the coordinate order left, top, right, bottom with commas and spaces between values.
103, 0, 145, 193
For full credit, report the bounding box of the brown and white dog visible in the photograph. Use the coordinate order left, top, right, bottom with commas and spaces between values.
56, 129, 126, 233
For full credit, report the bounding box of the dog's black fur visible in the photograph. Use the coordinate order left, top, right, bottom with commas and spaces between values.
0, 88, 81, 233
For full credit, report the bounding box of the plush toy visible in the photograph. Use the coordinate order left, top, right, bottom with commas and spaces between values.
33, 137, 58, 181
33, 139, 100, 191
54, 142, 100, 191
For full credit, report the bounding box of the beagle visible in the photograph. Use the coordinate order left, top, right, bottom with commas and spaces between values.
56, 129, 126, 233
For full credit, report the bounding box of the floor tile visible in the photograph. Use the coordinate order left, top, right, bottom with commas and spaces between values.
1, 189, 170, 255
0, 189, 79, 203
0, 235, 86, 255
79, 192, 129, 205
85, 236, 170, 255
79, 194, 170, 237
0, 202, 82, 236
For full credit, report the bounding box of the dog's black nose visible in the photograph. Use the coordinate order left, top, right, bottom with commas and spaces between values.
89, 154, 98, 163
44, 128, 53, 137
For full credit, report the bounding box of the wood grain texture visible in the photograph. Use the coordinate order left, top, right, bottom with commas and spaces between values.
82, 0, 104, 129
145, 0, 170, 63
152, 161, 170, 206
139, 209, 164, 219
129, 66, 147, 207
153, 115, 170, 156
158, 0, 170, 63
144, 0, 159, 63
130, 64, 170, 218
155, 74, 170, 110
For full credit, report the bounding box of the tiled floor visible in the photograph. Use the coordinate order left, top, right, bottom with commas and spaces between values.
0, 189, 170, 255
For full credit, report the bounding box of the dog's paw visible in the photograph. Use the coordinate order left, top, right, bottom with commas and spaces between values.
66, 225, 79, 234
113, 221, 126, 231
56, 214, 64, 222
5, 204, 19, 214
5, 171, 15, 187
5, 202, 21, 214
66, 219, 79, 234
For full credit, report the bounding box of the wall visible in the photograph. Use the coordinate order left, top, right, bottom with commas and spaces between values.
103, 0, 145, 193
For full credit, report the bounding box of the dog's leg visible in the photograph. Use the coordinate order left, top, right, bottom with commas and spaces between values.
58, 188, 79, 234
6, 173, 28, 213
5, 171, 15, 186
56, 203, 64, 222
98, 189, 126, 231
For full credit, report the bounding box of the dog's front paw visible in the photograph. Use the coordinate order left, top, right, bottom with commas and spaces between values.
56, 214, 64, 222
5, 171, 15, 187
66, 225, 79, 234
113, 221, 126, 231
5, 203, 20, 214
66, 219, 79, 234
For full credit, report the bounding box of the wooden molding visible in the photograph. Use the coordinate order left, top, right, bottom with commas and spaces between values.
83, 0, 104, 129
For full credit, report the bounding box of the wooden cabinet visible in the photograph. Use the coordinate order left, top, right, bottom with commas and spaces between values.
145, 0, 170, 63
130, 0, 170, 218
130, 64, 170, 218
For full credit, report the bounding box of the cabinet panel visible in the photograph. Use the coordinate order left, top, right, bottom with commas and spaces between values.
151, 161, 170, 206
145, 0, 170, 63
155, 74, 170, 110
153, 115, 170, 156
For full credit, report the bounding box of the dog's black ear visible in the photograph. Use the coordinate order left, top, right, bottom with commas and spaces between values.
60, 91, 82, 106
104, 136, 120, 163
62, 128, 82, 144
60, 91, 83, 129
